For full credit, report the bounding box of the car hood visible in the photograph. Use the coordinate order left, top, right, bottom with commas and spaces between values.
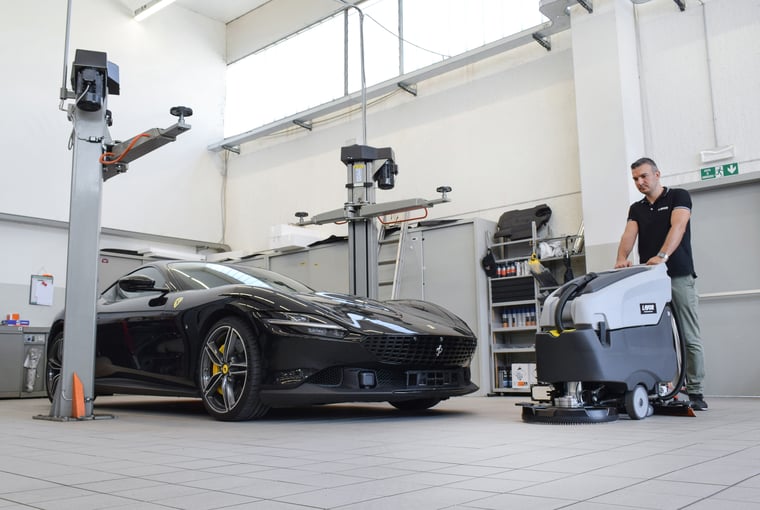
285, 291, 473, 337
221, 286, 472, 337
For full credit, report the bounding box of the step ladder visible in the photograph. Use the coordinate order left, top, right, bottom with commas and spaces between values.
377, 214, 412, 300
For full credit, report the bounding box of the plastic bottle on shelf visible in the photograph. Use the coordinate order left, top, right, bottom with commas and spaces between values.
502, 308, 508, 328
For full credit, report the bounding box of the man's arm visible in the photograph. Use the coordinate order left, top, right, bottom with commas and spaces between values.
615, 219, 638, 268
644, 207, 690, 265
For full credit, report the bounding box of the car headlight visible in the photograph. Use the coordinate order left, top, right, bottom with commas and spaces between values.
260, 312, 348, 339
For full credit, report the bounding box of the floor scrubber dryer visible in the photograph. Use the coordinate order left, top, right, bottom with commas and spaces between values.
519, 264, 693, 424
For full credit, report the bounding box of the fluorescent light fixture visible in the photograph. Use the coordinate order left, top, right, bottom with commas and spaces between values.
134, 0, 178, 21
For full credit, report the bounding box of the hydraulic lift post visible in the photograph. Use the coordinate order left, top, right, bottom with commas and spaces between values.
44, 48, 191, 421
50, 50, 112, 419
300, 144, 451, 300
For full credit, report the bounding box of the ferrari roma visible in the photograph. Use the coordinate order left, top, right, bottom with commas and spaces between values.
46, 261, 478, 421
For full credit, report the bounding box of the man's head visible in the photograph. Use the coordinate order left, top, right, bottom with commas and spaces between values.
630, 157, 662, 199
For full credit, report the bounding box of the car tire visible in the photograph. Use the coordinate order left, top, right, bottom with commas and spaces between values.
199, 317, 269, 421
390, 398, 441, 411
45, 331, 64, 402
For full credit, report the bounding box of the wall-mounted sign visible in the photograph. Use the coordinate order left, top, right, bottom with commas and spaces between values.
701, 162, 739, 180
29, 274, 54, 306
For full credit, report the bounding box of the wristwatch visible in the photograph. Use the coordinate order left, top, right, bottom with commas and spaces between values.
657, 252, 669, 261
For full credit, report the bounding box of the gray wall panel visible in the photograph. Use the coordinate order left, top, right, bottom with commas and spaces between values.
689, 177, 760, 395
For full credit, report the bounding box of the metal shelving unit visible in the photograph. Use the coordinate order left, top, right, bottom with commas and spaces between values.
487, 227, 584, 395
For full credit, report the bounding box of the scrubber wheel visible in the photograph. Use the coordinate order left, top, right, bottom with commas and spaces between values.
625, 384, 651, 420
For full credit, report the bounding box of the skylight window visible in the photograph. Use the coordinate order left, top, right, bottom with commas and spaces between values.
224, 0, 547, 138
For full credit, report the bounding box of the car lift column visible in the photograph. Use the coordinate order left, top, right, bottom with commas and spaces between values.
303, 145, 449, 301
343, 148, 380, 299
44, 46, 191, 420
50, 52, 109, 419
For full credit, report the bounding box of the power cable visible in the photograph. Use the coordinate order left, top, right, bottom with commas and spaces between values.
362, 12, 451, 59
335, 0, 451, 60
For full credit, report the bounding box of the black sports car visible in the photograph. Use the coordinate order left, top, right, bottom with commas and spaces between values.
47, 261, 478, 421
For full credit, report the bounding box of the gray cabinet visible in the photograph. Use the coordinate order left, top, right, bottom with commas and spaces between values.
0, 327, 48, 398
393, 219, 495, 395
239, 242, 350, 294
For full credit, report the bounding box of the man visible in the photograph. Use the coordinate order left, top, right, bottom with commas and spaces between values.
615, 157, 707, 410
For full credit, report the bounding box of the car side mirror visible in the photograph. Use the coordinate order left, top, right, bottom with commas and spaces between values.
118, 274, 164, 293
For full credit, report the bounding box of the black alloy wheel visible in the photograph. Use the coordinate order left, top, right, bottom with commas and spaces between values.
198, 317, 269, 421
45, 332, 64, 402
390, 398, 442, 411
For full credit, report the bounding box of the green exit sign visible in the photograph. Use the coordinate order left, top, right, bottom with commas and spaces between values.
701, 162, 739, 180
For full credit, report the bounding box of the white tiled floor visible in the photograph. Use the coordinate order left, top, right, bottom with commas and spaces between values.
1, 395, 759, 509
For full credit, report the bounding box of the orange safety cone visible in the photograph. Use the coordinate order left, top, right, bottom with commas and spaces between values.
71, 372, 86, 419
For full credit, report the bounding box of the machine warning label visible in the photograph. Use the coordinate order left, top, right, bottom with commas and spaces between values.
640, 303, 657, 314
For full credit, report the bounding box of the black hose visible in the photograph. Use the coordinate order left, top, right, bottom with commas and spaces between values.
553, 272, 597, 332
656, 303, 688, 402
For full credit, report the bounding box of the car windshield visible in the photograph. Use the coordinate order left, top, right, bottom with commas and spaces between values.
167, 262, 313, 294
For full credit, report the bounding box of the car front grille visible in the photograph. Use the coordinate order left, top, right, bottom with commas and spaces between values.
309, 367, 343, 386
308, 367, 468, 389
406, 370, 461, 387
360, 335, 476, 366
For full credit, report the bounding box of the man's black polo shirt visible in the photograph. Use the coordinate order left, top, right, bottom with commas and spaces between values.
627, 187, 695, 277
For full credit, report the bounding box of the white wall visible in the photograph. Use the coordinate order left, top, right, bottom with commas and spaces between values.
571, 0, 760, 269
637, 0, 760, 182
0, 0, 228, 327
0, 0, 227, 242
0, 219, 215, 328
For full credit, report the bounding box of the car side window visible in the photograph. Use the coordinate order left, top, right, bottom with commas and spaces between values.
102, 267, 167, 303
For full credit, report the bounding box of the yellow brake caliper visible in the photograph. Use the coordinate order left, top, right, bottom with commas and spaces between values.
211, 344, 227, 395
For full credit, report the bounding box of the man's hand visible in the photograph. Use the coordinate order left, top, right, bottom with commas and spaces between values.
645, 256, 665, 266
614, 259, 632, 268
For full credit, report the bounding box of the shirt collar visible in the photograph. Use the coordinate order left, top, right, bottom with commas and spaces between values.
639, 186, 669, 206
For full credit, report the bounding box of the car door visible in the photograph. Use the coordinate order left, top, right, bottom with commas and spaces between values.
96, 266, 193, 392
